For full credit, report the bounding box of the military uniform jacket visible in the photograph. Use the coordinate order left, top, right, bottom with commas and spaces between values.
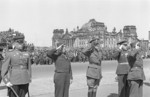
1, 50, 31, 85
47, 49, 73, 79
127, 49, 145, 80
0, 53, 3, 83
0, 53, 4, 71
82, 45, 102, 79
113, 49, 130, 75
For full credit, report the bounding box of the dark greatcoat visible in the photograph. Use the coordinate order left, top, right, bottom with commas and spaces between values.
47, 48, 73, 97
113, 49, 130, 97
127, 48, 145, 97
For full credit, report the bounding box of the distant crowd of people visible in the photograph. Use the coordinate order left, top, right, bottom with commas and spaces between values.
31, 47, 149, 65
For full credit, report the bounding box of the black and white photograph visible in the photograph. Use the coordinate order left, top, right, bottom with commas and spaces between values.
0, 0, 150, 97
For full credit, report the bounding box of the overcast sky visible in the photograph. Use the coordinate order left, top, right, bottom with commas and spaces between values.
0, 0, 150, 46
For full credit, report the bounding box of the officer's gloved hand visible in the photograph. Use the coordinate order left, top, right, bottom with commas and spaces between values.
6, 82, 13, 87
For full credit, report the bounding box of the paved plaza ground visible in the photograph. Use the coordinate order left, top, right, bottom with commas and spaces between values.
0, 60, 150, 97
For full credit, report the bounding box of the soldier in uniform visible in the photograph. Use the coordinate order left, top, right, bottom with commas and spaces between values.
82, 37, 102, 97
113, 40, 130, 97
127, 41, 145, 97
0, 43, 5, 84
1, 36, 32, 97
47, 42, 73, 97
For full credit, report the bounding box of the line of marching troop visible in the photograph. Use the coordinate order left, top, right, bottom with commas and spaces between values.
0, 36, 145, 97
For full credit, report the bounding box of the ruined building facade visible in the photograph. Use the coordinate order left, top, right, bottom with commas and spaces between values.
52, 19, 138, 49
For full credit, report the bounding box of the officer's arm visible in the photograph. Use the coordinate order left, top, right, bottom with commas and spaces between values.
128, 49, 141, 58
1, 56, 11, 84
82, 45, 94, 56
28, 57, 32, 82
90, 56, 100, 64
0, 54, 4, 60
47, 49, 57, 57
47, 48, 61, 61
69, 64, 73, 80
112, 49, 121, 60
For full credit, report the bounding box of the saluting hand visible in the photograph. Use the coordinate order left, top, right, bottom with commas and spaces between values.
119, 45, 123, 50
135, 43, 140, 49
56, 44, 64, 50
6, 82, 13, 87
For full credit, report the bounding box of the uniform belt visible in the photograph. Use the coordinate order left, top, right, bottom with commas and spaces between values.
11, 65, 27, 69
88, 64, 101, 69
90, 62, 101, 65
55, 70, 69, 73
119, 62, 128, 65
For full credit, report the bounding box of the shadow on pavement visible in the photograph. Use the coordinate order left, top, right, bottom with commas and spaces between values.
107, 93, 118, 97
0, 86, 7, 90
144, 82, 150, 87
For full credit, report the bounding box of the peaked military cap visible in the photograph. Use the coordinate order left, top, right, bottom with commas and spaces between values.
13, 35, 25, 40
13, 35, 25, 43
117, 40, 127, 45
89, 36, 99, 43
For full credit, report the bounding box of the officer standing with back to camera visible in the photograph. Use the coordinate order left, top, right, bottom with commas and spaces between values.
1, 36, 32, 97
47, 42, 73, 97
113, 40, 130, 97
82, 37, 102, 97
127, 41, 145, 97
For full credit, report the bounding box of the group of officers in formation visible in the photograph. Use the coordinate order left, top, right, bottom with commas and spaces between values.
0, 35, 145, 97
